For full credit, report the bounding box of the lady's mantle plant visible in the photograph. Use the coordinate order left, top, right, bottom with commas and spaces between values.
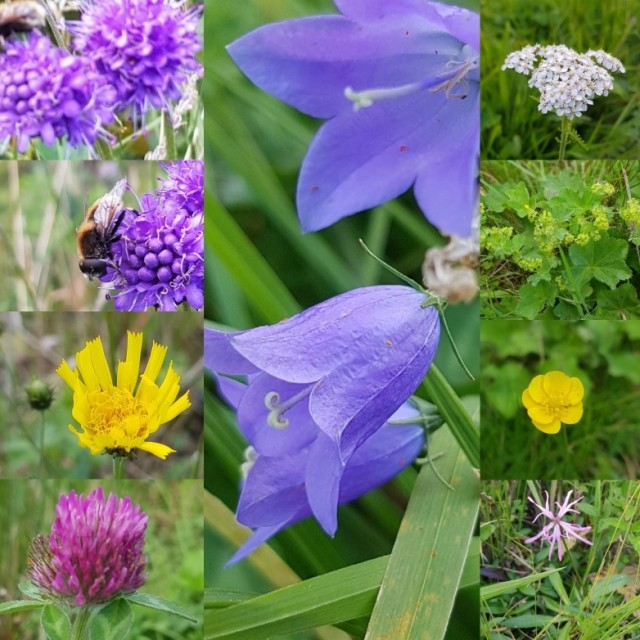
481, 170, 639, 320
206, 285, 440, 546
228, 0, 479, 237
0, 487, 198, 639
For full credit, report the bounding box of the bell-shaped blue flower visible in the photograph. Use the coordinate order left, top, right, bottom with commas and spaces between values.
215, 374, 425, 565
205, 285, 440, 535
227, 0, 479, 237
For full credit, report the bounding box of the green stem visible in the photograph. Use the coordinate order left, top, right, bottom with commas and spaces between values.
423, 365, 479, 469
39, 411, 46, 479
113, 457, 125, 480
71, 607, 92, 640
558, 246, 589, 318
558, 116, 570, 161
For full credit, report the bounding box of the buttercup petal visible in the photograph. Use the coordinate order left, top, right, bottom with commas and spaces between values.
526, 375, 546, 403
542, 371, 572, 396
566, 377, 585, 404
560, 404, 583, 424
532, 417, 562, 434
527, 405, 556, 425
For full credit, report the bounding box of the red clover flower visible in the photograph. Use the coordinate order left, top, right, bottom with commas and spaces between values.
29, 488, 147, 607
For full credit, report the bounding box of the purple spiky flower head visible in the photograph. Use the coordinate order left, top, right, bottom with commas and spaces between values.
28, 487, 147, 607
104, 161, 204, 311
0, 32, 117, 153
70, 0, 203, 119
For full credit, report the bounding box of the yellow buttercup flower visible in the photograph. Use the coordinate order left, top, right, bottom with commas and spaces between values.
57, 332, 191, 459
522, 371, 584, 434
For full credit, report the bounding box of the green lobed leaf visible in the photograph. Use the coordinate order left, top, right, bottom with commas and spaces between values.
569, 237, 631, 289
365, 426, 479, 639
89, 599, 133, 640
515, 281, 557, 319
127, 592, 199, 623
41, 604, 71, 640
595, 282, 640, 319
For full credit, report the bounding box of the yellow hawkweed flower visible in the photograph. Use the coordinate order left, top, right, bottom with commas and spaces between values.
522, 371, 584, 434
56, 332, 191, 459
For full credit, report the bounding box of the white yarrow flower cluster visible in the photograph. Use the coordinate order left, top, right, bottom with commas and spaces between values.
503, 44, 625, 119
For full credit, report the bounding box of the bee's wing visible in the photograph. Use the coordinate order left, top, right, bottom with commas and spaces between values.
93, 179, 127, 228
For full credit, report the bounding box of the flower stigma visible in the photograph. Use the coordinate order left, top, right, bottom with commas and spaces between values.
344, 45, 478, 111
264, 386, 313, 430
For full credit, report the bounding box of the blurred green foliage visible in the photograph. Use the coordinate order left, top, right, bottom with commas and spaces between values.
481, 320, 640, 479
481, 0, 640, 159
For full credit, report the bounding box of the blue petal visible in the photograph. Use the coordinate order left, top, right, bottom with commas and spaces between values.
231, 286, 429, 383
204, 328, 260, 375
227, 15, 462, 119
236, 453, 308, 528
308, 305, 439, 459
297, 85, 479, 236
237, 373, 317, 455
226, 522, 292, 566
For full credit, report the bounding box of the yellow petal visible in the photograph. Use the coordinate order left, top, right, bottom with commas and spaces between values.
141, 341, 168, 386
532, 417, 562, 434
542, 371, 572, 397
527, 405, 556, 425
522, 388, 542, 409
526, 375, 546, 403
117, 331, 143, 392
566, 377, 584, 404
163, 391, 191, 424
560, 403, 583, 424
57, 360, 79, 391
87, 336, 113, 389
137, 441, 176, 459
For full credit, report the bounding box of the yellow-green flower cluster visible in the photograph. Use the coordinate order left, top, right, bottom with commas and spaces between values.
621, 198, 640, 224
481, 226, 513, 254
522, 371, 584, 434
590, 181, 615, 198
533, 210, 561, 254
516, 257, 544, 272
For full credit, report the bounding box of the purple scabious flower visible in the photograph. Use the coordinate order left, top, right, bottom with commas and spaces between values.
28, 487, 147, 607
70, 0, 203, 118
205, 285, 440, 534
524, 490, 593, 562
105, 165, 204, 311
228, 0, 479, 237
0, 32, 117, 153
157, 160, 204, 216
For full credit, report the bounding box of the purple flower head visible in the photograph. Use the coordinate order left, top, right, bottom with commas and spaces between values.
157, 160, 204, 216
104, 165, 204, 311
524, 490, 593, 562
0, 32, 117, 153
227, 397, 425, 564
206, 285, 440, 534
228, 0, 479, 237
71, 0, 203, 118
28, 487, 147, 607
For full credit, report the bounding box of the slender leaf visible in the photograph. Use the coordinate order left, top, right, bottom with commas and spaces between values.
480, 568, 564, 601
0, 600, 45, 615
127, 593, 199, 623
365, 426, 479, 639
423, 366, 480, 468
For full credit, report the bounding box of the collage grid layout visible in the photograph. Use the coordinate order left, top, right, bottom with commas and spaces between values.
1, 0, 639, 639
